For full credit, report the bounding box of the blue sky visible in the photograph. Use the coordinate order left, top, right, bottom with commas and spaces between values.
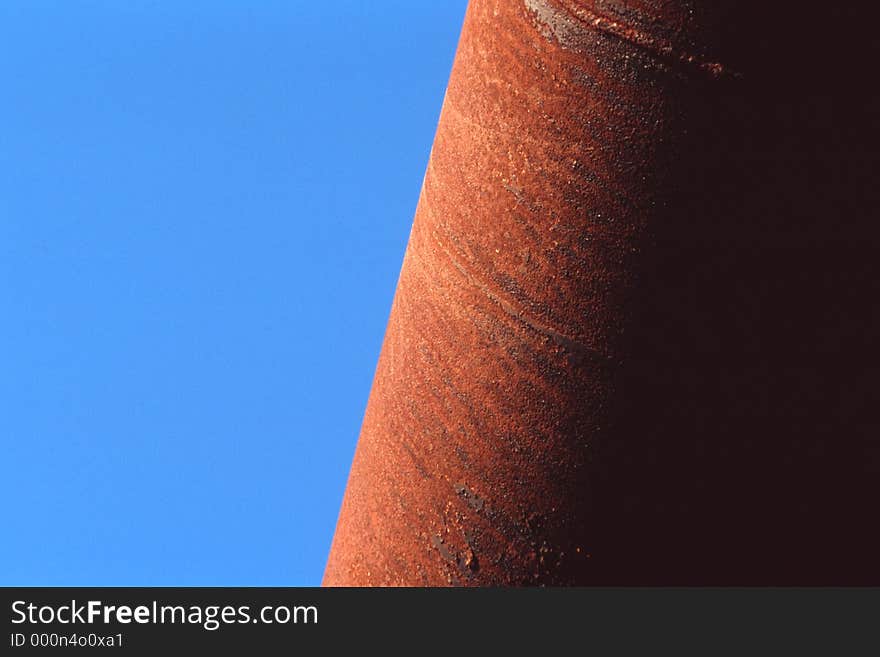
0, 1, 467, 585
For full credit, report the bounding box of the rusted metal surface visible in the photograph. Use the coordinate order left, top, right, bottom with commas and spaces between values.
324, 0, 880, 585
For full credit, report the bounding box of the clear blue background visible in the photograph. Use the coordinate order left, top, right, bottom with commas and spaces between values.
0, 0, 467, 585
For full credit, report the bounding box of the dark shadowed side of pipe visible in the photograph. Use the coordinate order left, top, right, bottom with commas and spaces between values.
323, 0, 880, 585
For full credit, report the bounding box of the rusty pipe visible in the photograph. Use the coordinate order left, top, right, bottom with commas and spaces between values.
324, 0, 880, 585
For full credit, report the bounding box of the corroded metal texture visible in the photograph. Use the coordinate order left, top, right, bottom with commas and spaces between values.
324, 0, 880, 585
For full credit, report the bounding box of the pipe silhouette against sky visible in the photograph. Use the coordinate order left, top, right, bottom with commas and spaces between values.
324, 0, 880, 585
